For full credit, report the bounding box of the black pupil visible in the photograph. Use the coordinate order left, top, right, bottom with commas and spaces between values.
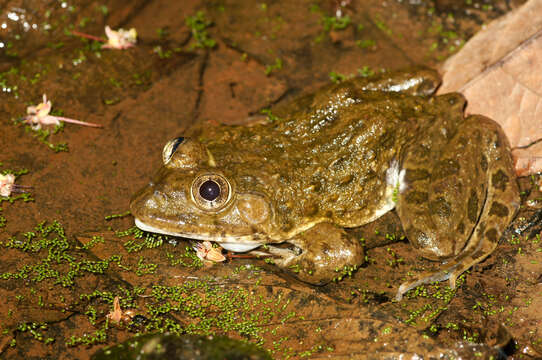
199, 180, 220, 201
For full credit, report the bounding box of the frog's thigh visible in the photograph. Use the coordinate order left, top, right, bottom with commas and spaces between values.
396, 115, 519, 298
267, 223, 364, 285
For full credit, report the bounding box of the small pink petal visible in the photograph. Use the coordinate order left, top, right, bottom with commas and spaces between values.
104, 26, 114, 39
40, 115, 61, 126
26, 105, 38, 115
36, 102, 51, 118
206, 247, 226, 262
0, 174, 15, 197
103, 26, 137, 50
23, 95, 102, 129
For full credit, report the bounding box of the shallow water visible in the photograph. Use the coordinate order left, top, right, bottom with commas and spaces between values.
1, 0, 540, 358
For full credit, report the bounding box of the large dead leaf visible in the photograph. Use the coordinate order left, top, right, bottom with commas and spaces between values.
438, 0, 542, 175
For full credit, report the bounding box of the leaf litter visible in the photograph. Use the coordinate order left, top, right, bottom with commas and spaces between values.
439, 0, 542, 174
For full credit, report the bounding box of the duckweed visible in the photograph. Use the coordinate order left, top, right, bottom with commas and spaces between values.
20, 121, 69, 153
135, 256, 157, 276
310, 4, 352, 43
66, 323, 109, 347
117, 226, 166, 252
328, 66, 376, 84
264, 58, 283, 76
260, 108, 280, 123
186, 11, 217, 49
165, 248, 203, 269
402, 275, 466, 326
80, 235, 105, 250
0, 221, 125, 287
329, 71, 347, 83
16, 322, 54, 344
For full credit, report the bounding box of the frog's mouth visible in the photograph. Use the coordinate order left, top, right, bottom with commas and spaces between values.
134, 218, 264, 252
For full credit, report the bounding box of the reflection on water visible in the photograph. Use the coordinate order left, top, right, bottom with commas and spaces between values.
0, 1, 72, 37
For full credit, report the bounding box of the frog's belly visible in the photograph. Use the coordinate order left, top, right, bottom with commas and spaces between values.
377, 160, 406, 218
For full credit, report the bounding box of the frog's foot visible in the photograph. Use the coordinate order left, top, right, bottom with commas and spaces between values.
395, 237, 501, 301
395, 269, 452, 302
255, 223, 365, 285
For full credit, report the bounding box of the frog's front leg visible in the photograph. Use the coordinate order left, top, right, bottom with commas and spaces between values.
261, 223, 365, 285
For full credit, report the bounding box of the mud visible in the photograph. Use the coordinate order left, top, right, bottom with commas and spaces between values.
1, 0, 539, 359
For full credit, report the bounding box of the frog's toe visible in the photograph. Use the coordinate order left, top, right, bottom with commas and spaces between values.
395, 284, 409, 301
448, 272, 459, 289
394, 269, 453, 301
260, 245, 299, 264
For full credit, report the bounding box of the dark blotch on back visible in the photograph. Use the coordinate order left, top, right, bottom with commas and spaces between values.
467, 190, 478, 223
492, 169, 509, 191
378, 130, 396, 149
485, 228, 498, 243
433, 159, 459, 180
405, 168, 430, 182
457, 222, 465, 235
480, 155, 488, 172
489, 202, 509, 218
405, 191, 429, 205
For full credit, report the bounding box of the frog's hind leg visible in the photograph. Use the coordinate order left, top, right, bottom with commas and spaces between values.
395, 114, 519, 301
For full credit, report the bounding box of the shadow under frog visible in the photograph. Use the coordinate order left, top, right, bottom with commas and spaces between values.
130, 67, 519, 300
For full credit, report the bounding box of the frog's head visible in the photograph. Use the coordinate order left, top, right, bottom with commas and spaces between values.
130, 137, 274, 252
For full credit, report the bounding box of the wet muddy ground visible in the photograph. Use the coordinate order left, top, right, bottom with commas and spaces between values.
1, 0, 541, 358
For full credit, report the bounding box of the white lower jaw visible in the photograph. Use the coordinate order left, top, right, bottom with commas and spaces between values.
134, 218, 263, 252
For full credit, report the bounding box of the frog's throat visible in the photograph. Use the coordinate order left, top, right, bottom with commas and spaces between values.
134, 218, 263, 252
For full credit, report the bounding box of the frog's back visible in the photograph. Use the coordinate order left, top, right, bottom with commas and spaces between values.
198, 80, 454, 233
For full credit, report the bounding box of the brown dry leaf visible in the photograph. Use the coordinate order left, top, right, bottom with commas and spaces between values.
194, 240, 226, 263
106, 296, 123, 324
438, 0, 542, 175
514, 142, 542, 176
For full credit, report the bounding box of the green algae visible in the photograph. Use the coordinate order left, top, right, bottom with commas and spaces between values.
309, 4, 353, 43
186, 12, 217, 49
0, 220, 124, 286
264, 58, 283, 76
0, 219, 291, 353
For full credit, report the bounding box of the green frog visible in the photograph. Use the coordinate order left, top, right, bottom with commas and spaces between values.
130, 68, 519, 300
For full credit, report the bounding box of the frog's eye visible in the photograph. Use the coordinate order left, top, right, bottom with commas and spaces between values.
162, 137, 206, 169
191, 174, 231, 211
162, 137, 185, 164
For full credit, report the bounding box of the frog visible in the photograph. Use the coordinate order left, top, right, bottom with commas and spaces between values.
130, 67, 519, 300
